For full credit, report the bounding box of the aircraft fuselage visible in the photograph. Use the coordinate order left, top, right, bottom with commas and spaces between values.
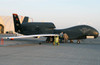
19, 23, 99, 40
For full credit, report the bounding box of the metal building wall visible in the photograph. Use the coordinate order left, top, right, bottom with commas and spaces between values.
0, 16, 24, 34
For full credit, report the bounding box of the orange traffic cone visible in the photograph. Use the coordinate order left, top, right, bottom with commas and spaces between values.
0, 38, 4, 45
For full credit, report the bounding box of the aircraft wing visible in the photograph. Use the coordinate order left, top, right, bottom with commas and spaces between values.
3, 34, 59, 40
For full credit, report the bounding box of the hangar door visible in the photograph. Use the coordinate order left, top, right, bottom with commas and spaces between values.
0, 24, 4, 34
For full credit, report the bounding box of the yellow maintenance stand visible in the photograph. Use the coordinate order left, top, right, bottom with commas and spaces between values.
53, 36, 60, 46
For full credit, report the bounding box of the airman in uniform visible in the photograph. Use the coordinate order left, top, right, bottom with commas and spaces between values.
53, 36, 60, 46
60, 32, 63, 43
63, 33, 69, 43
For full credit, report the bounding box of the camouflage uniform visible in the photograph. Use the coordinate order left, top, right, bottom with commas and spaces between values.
63, 33, 69, 43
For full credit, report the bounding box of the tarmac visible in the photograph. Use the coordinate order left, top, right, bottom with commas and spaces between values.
0, 34, 100, 65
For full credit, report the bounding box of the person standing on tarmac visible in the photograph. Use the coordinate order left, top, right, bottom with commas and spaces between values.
63, 33, 69, 43
53, 36, 60, 46
60, 32, 63, 42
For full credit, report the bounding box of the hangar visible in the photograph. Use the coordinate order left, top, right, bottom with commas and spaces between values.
0, 16, 25, 34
